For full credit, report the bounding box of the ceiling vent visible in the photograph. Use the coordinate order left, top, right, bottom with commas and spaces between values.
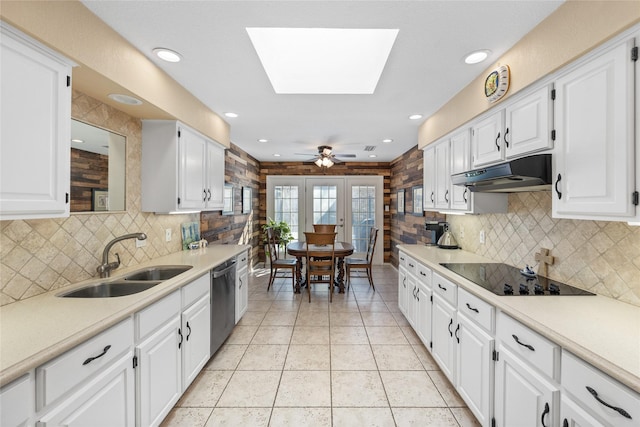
364, 145, 377, 152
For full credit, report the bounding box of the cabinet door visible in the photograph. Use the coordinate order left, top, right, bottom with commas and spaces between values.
434, 141, 451, 209
553, 39, 635, 220
456, 314, 494, 427
471, 110, 504, 167
495, 346, 558, 427
431, 294, 456, 383
206, 141, 225, 210
405, 273, 418, 328
505, 85, 553, 159
235, 265, 249, 323
450, 129, 471, 211
423, 146, 436, 210
398, 266, 408, 316
1, 374, 33, 427
0, 24, 71, 220
560, 395, 605, 427
137, 316, 182, 427
182, 295, 211, 391
415, 282, 432, 349
38, 352, 135, 427
178, 126, 207, 210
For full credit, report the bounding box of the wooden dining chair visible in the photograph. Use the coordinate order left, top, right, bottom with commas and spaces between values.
266, 227, 297, 291
346, 227, 378, 291
304, 232, 337, 303
313, 224, 336, 233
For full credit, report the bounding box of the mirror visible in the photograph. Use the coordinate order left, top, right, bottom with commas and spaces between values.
70, 120, 126, 212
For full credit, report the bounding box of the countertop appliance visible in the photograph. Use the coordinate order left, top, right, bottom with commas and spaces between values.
440, 262, 594, 296
425, 221, 446, 246
210, 258, 236, 356
451, 153, 552, 193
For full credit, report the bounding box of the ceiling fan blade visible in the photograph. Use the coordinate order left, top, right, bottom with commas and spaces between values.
336, 154, 357, 158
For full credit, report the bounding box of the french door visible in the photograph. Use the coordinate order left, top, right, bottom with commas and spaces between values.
266, 176, 383, 264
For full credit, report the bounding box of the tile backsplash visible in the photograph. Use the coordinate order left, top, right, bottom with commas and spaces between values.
0, 91, 197, 306
447, 191, 640, 307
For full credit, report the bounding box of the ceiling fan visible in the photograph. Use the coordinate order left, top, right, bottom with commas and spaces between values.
297, 145, 356, 168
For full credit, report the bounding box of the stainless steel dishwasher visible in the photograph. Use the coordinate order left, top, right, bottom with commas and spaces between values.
210, 258, 236, 356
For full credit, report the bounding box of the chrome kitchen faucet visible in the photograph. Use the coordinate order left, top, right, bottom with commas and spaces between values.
97, 233, 147, 278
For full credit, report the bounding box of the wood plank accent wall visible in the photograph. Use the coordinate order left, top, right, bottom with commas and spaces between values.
389, 146, 445, 267
70, 147, 108, 212
200, 143, 261, 265
259, 162, 392, 263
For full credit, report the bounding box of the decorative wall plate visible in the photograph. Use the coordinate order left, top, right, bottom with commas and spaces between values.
484, 65, 510, 103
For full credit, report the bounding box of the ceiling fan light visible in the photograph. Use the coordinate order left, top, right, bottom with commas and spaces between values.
322, 147, 332, 156
315, 158, 323, 167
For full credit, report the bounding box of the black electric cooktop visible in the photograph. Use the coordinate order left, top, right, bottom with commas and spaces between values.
440, 263, 594, 296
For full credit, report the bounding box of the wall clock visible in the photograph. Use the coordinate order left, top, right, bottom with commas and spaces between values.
484, 65, 510, 103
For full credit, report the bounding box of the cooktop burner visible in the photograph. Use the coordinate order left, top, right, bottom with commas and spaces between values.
440, 263, 594, 296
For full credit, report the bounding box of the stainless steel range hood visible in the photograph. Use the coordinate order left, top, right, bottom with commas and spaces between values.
451, 154, 552, 193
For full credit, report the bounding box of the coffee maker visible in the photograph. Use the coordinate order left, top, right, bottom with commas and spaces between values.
425, 221, 446, 246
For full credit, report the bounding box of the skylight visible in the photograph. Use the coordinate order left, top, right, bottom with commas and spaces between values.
246, 27, 398, 94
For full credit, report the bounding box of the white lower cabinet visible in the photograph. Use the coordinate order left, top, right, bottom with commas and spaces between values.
494, 346, 559, 427
398, 264, 408, 316
182, 294, 211, 390
38, 352, 135, 427
137, 315, 182, 427
431, 294, 457, 383
405, 272, 418, 329
236, 251, 249, 323
1, 374, 34, 427
456, 313, 494, 426
415, 281, 432, 347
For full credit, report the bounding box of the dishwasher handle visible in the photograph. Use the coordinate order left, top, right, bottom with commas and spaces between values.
212, 260, 237, 278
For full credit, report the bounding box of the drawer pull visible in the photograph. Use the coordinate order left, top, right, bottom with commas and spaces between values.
448, 318, 453, 337
438, 283, 447, 292
409, 263, 415, 268
541, 402, 550, 427
586, 386, 632, 419
82, 345, 111, 366
178, 328, 183, 349
420, 271, 426, 277
186, 321, 192, 341
465, 303, 479, 313
512, 334, 535, 351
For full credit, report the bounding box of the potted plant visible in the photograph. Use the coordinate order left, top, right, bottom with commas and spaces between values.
262, 217, 294, 255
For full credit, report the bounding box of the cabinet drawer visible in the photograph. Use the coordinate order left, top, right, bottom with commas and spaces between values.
182, 273, 209, 308
562, 350, 639, 426
496, 312, 558, 380
1, 373, 33, 427
398, 251, 408, 268
416, 263, 432, 288
432, 272, 457, 306
457, 288, 494, 333
136, 290, 180, 341
36, 318, 133, 410
236, 251, 248, 270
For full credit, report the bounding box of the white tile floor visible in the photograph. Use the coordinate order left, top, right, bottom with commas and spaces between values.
161, 265, 481, 427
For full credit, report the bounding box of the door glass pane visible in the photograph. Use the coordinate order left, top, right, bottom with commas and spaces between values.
351, 185, 375, 253
313, 185, 337, 225
274, 185, 299, 241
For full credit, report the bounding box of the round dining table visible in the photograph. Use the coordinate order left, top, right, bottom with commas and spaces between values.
286, 241, 355, 294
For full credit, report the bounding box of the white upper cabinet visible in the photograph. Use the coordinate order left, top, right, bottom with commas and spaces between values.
434, 141, 451, 209
504, 85, 554, 159
552, 37, 637, 221
449, 129, 472, 211
471, 110, 505, 168
142, 120, 226, 213
423, 146, 436, 210
0, 22, 73, 220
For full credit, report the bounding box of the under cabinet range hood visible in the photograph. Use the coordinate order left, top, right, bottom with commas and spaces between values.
451, 154, 552, 193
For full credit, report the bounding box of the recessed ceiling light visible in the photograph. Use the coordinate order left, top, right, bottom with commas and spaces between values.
409, 114, 423, 120
71, 139, 84, 143
108, 93, 143, 105
224, 112, 238, 118
257, 139, 268, 143
464, 49, 491, 64
382, 139, 393, 143
273, 153, 281, 157
247, 27, 399, 94
369, 154, 377, 158
153, 48, 182, 63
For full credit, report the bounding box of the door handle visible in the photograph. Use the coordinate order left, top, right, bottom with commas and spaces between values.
504, 128, 510, 148
495, 132, 501, 151
555, 174, 562, 200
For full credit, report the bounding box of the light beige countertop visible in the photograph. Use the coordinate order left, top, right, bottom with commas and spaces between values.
398, 244, 640, 393
0, 244, 250, 387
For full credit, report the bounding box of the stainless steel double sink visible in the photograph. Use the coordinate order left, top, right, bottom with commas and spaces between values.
59, 265, 193, 298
